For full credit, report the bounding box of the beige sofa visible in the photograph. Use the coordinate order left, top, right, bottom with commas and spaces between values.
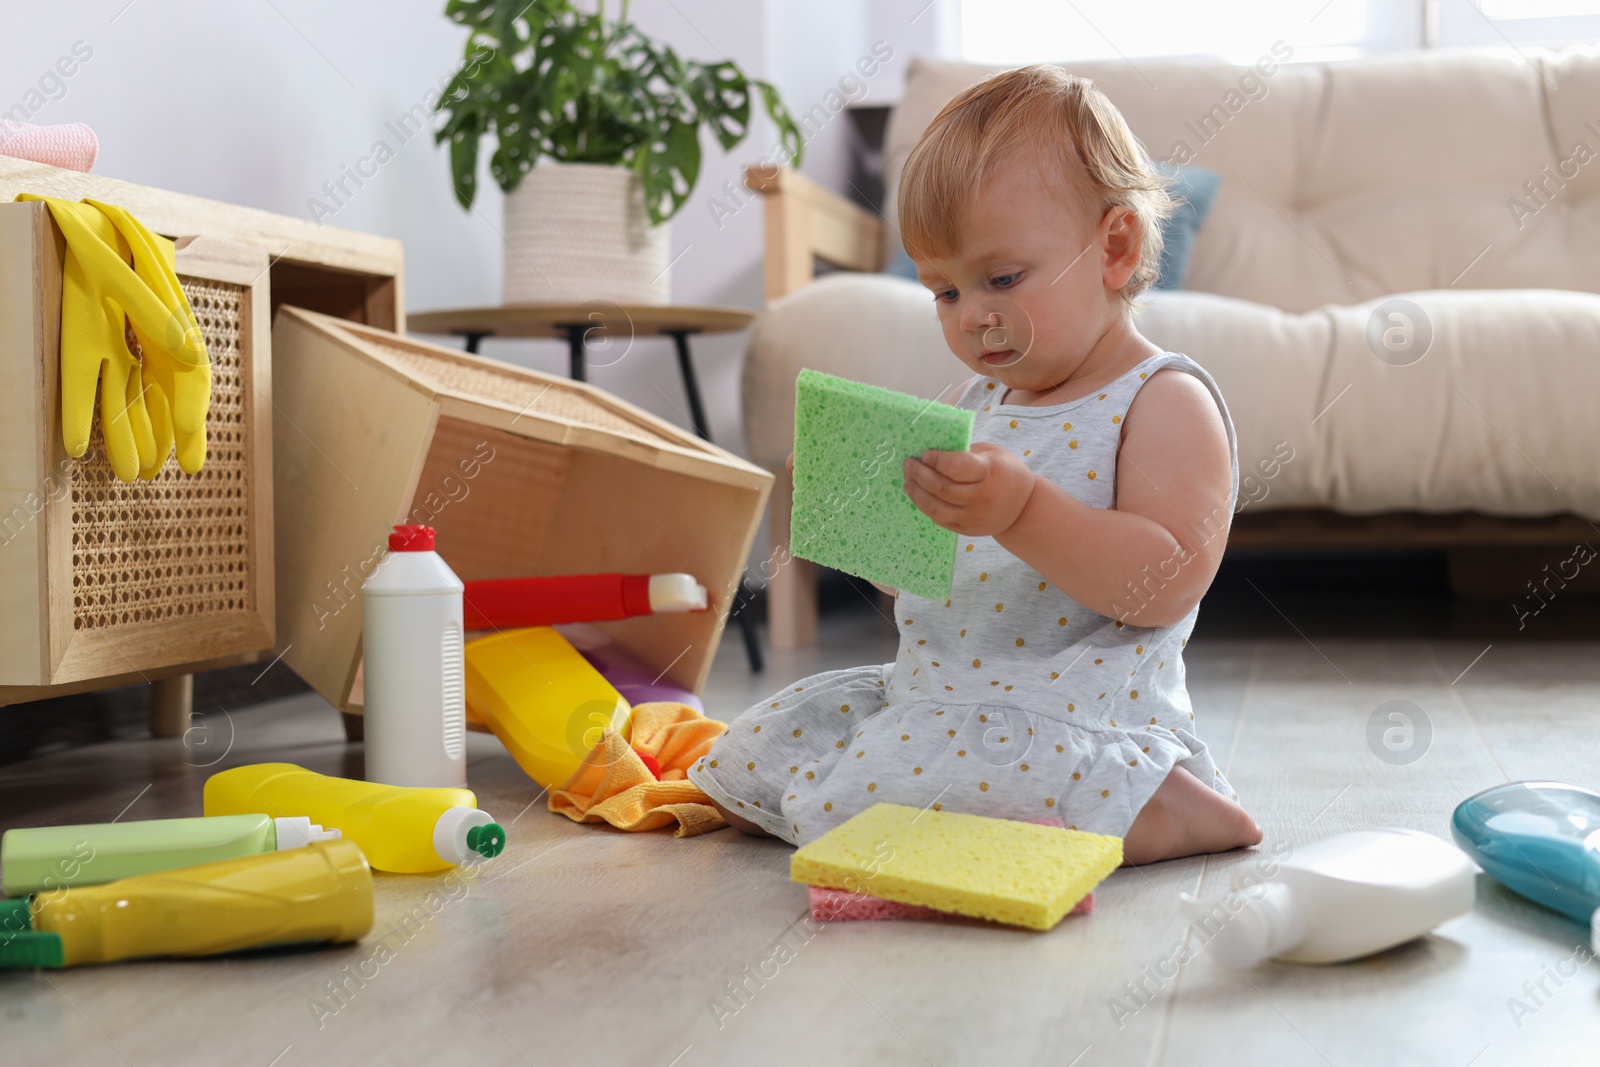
740, 48, 1600, 648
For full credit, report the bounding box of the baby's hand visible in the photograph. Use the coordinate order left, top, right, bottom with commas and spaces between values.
903, 444, 1036, 537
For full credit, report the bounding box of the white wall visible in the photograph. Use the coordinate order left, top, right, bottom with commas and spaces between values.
2, 0, 953, 458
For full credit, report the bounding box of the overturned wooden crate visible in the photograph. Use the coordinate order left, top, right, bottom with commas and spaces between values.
0, 200, 275, 701
272, 308, 772, 714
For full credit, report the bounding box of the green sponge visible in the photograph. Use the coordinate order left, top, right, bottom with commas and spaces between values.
790, 370, 973, 601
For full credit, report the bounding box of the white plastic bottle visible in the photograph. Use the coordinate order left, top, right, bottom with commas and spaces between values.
1179, 828, 1477, 967
361, 524, 467, 788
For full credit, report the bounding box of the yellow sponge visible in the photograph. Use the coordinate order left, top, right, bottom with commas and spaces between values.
790, 804, 1122, 931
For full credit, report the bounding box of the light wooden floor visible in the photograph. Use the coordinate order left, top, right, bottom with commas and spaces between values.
3, 611, 1598, 1066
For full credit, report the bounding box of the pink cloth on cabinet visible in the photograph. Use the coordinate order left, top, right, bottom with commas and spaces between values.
0, 119, 98, 172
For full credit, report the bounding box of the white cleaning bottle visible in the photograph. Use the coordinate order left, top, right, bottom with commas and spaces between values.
362, 524, 467, 788
1179, 828, 1477, 967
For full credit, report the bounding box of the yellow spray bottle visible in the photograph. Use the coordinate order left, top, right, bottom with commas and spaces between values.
204, 763, 505, 874
0, 839, 372, 969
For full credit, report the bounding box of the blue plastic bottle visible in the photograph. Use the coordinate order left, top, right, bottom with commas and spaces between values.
1451, 781, 1600, 943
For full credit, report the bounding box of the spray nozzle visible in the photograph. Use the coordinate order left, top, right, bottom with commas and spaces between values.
1179, 883, 1305, 969
273, 817, 342, 851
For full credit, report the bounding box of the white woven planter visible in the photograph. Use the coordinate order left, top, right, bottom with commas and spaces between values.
501, 162, 672, 305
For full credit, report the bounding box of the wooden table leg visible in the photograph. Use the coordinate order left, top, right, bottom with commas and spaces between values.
149, 674, 193, 738
660, 328, 762, 669
766, 468, 818, 649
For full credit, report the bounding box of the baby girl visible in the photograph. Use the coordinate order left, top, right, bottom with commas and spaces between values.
687, 65, 1262, 865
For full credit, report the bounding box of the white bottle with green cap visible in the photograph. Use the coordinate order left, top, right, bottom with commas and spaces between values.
0, 814, 340, 897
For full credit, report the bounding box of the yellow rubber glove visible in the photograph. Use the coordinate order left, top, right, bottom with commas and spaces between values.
16, 194, 210, 480
89, 199, 210, 473
23, 197, 155, 481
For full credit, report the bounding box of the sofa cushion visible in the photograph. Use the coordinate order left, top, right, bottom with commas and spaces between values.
881, 51, 1600, 314
744, 274, 1600, 519
742, 273, 949, 469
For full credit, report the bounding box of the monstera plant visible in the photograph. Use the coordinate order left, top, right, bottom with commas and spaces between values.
436, 0, 804, 304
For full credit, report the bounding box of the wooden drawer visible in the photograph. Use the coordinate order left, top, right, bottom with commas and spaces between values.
270, 308, 772, 714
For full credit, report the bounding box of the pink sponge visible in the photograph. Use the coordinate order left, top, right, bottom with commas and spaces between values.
810, 885, 1093, 923
804, 814, 1099, 924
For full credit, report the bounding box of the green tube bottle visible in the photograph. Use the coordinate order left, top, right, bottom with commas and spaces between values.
1, 814, 340, 897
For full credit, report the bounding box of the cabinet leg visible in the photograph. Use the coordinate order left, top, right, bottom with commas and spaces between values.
341, 712, 366, 742
149, 674, 193, 738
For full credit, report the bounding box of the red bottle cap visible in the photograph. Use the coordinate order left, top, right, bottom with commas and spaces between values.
389, 524, 436, 552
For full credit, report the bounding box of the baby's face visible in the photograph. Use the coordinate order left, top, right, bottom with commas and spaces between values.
914, 157, 1126, 398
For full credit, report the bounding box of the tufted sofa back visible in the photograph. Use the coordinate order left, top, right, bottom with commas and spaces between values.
882, 49, 1600, 313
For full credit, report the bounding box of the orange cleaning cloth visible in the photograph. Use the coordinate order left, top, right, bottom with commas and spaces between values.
548, 702, 728, 836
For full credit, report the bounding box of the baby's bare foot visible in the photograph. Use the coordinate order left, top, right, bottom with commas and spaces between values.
710, 797, 774, 836
1122, 766, 1262, 866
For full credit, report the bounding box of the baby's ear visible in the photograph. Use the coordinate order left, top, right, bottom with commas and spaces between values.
1100, 206, 1144, 290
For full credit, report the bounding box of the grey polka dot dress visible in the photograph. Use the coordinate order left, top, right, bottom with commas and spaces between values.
688, 352, 1241, 845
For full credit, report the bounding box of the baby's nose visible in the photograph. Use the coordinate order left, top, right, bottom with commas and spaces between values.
962, 304, 1003, 334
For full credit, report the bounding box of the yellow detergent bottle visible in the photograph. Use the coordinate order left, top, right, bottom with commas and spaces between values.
0, 839, 372, 969
464, 626, 632, 789
204, 763, 505, 874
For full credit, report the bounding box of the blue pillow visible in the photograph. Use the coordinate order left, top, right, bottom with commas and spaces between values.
883, 241, 919, 281
1154, 165, 1220, 290
878, 165, 1222, 291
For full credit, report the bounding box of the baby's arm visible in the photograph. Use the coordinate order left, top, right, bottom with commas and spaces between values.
902, 370, 1232, 627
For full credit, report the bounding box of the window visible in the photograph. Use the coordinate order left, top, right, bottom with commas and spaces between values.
1442, 0, 1600, 47
958, 0, 1599, 64
1480, 1, 1600, 16
961, 0, 1373, 65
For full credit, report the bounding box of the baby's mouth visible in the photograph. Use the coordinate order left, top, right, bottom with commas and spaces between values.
980, 349, 1020, 366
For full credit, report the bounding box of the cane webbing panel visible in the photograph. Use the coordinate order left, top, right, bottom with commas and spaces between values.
69, 278, 253, 631
370, 339, 683, 450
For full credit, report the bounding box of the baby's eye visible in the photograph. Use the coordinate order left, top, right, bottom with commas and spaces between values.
933, 288, 958, 303
990, 273, 1019, 289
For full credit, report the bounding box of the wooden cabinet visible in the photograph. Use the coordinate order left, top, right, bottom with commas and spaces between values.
0, 160, 403, 721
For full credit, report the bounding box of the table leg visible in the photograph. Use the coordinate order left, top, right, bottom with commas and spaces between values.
730, 575, 765, 673
559, 324, 588, 382
458, 331, 491, 355
666, 329, 711, 440
661, 329, 762, 671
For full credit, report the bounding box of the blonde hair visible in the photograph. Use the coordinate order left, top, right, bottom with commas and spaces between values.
898, 65, 1173, 300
